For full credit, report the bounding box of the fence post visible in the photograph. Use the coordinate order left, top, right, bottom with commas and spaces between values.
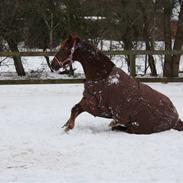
129, 53, 136, 77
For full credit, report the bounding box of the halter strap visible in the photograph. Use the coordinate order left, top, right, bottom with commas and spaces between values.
65, 40, 76, 64
54, 40, 77, 68
54, 56, 63, 67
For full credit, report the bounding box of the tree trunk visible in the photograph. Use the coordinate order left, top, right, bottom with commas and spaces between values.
44, 55, 54, 72
69, 64, 74, 76
43, 48, 53, 72
172, 2, 183, 77
143, 11, 157, 76
139, 0, 157, 76
145, 41, 157, 76
7, 40, 25, 76
163, 0, 173, 77
123, 40, 134, 73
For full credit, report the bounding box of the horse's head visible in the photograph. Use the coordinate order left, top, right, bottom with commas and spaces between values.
52, 33, 115, 80
51, 33, 80, 71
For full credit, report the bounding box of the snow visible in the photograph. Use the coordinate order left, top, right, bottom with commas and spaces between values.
108, 73, 120, 85
0, 83, 183, 182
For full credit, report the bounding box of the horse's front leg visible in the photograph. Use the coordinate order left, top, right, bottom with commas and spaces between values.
63, 101, 84, 132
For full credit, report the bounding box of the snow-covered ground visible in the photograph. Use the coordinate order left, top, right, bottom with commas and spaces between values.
0, 83, 183, 182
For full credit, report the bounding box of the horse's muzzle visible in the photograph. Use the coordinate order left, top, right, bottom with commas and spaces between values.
51, 59, 61, 71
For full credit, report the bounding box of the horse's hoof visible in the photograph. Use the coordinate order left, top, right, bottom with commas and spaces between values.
109, 120, 126, 127
63, 122, 74, 132
109, 120, 118, 127
64, 127, 71, 133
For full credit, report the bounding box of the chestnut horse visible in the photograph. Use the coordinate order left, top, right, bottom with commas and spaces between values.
51, 34, 183, 134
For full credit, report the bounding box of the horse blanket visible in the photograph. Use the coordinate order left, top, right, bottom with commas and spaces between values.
83, 67, 182, 134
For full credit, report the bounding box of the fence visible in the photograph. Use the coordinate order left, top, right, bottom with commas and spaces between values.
0, 50, 183, 84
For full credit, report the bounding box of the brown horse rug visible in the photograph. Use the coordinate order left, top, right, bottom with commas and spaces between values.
83, 67, 182, 134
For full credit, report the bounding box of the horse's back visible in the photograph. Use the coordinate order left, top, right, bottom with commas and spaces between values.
107, 67, 180, 133
83, 67, 181, 134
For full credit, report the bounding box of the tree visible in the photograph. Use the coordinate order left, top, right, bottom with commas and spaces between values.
161, 0, 174, 77
0, 0, 25, 76
172, 1, 183, 76
161, 0, 183, 77
138, 0, 157, 76
105, 0, 144, 72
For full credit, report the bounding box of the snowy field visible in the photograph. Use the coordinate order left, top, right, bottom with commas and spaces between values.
0, 83, 183, 183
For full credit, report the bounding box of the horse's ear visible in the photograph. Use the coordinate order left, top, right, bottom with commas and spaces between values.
60, 39, 67, 49
61, 33, 80, 49
71, 32, 78, 39
69, 32, 80, 41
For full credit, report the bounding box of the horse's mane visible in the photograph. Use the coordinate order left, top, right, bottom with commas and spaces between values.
78, 40, 115, 80
79, 40, 113, 63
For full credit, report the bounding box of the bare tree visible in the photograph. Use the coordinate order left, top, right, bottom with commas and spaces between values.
139, 0, 157, 76
0, 0, 25, 76
172, 1, 183, 76
162, 0, 173, 77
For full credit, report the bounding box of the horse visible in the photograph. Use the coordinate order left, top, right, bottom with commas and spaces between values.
51, 33, 183, 134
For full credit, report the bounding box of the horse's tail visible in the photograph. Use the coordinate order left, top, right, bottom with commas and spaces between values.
173, 119, 183, 131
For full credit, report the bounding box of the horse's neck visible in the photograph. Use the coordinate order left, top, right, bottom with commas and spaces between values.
78, 45, 115, 80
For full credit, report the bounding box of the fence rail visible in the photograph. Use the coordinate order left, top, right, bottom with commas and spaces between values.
1, 50, 183, 57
